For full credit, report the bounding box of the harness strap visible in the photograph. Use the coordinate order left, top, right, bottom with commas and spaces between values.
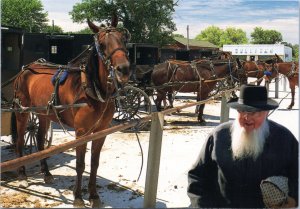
80, 65, 107, 102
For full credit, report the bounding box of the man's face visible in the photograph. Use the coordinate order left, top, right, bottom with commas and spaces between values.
237, 110, 269, 133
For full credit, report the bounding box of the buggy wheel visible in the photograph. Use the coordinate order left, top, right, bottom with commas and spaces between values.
24, 113, 52, 153
114, 86, 152, 129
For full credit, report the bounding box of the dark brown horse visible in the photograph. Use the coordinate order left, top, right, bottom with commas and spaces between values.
236, 59, 275, 86
12, 19, 130, 207
272, 62, 299, 109
151, 59, 237, 124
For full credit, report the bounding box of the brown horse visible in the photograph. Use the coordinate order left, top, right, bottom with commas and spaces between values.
151, 59, 237, 124
236, 59, 274, 86
12, 19, 130, 207
272, 62, 299, 109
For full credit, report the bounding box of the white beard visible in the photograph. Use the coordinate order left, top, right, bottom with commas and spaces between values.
230, 119, 270, 160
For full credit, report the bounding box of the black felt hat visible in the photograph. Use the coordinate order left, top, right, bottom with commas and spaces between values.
227, 85, 279, 112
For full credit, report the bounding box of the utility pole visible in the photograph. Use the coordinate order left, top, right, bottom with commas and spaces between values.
52, 20, 54, 34
186, 25, 190, 50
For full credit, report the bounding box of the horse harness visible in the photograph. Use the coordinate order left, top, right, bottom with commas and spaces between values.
13, 28, 129, 113
285, 62, 298, 78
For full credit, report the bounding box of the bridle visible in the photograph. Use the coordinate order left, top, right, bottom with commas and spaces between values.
81, 26, 130, 103
93, 27, 129, 72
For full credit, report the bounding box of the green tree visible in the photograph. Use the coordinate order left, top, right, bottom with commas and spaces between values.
73, 27, 94, 34
293, 44, 299, 61
195, 25, 223, 47
251, 27, 283, 44
220, 27, 248, 46
174, 34, 184, 38
41, 25, 64, 33
2, 0, 48, 32
69, 0, 177, 45
283, 42, 299, 61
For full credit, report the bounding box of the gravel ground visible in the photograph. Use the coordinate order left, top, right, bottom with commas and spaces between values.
1, 80, 298, 208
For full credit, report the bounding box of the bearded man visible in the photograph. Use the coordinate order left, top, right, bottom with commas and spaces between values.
187, 85, 298, 208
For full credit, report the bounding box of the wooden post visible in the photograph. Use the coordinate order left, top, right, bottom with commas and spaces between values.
275, 77, 279, 98
143, 112, 164, 208
220, 94, 230, 123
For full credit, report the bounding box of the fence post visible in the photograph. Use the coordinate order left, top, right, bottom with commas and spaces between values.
143, 112, 164, 208
265, 82, 270, 97
283, 76, 287, 92
275, 77, 279, 98
220, 93, 230, 123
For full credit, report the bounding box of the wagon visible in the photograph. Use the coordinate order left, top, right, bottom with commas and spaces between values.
112, 43, 160, 128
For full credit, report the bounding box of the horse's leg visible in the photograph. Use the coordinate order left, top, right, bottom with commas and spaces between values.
73, 130, 87, 207
88, 136, 106, 208
196, 92, 206, 124
167, 92, 174, 108
257, 77, 263, 86
287, 83, 295, 109
15, 113, 29, 187
197, 104, 206, 124
36, 116, 54, 184
155, 91, 165, 111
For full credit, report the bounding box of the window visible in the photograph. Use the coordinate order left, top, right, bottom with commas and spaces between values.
51, 45, 57, 54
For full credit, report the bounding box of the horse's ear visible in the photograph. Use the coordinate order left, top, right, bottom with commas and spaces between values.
111, 12, 118, 27
87, 19, 99, 33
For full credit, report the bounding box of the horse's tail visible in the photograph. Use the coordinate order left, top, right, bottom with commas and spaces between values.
11, 112, 18, 146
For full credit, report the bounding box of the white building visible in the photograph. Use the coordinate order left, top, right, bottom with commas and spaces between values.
222, 44, 292, 61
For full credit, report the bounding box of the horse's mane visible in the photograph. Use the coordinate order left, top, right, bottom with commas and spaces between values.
68, 45, 93, 67
85, 46, 102, 90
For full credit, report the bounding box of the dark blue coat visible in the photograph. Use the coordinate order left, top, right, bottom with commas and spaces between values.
187, 120, 298, 208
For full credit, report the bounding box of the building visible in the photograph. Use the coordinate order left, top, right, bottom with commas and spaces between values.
161, 37, 219, 62
222, 44, 292, 61
1, 26, 94, 84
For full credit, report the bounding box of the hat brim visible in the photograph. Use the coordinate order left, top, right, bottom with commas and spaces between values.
227, 97, 279, 112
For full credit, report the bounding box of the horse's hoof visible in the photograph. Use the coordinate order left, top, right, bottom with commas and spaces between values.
44, 174, 54, 184
287, 106, 292, 110
18, 180, 29, 188
73, 198, 85, 208
90, 198, 102, 208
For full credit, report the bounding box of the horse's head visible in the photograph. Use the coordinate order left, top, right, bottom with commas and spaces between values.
88, 19, 131, 84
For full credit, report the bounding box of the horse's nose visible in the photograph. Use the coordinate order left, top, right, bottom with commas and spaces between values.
115, 62, 131, 83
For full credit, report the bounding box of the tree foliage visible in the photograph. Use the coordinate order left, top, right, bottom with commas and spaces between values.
73, 27, 94, 34
69, 0, 177, 45
250, 27, 283, 44
195, 26, 223, 47
220, 27, 248, 46
1, 0, 48, 32
41, 25, 64, 33
195, 26, 248, 47
283, 42, 299, 61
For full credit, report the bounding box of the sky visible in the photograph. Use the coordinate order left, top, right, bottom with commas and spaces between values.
41, 0, 299, 44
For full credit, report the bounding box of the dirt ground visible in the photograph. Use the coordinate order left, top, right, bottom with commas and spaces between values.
0, 81, 298, 208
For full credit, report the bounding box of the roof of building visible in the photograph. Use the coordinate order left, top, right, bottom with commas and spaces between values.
174, 36, 218, 48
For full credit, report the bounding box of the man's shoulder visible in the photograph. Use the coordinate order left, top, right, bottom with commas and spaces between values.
214, 121, 233, 132
268, 120, 298, 143
210, 121, 233, 139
